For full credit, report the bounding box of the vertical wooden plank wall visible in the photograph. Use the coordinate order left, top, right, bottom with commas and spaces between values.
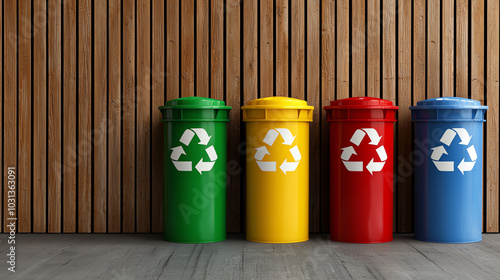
1, 0, 499, 233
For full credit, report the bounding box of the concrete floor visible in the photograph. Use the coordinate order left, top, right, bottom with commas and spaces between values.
1, 234, 500, 279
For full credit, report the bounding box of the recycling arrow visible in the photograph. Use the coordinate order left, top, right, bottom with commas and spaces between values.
254, 146, 270, 161
430, 145, 448, 161
191, 128, 212, 145
342, 128, 387, 174
364, 128, 382, 145
457, 159, 475, 174
170, 146, 186, 161
341, 146, 357, 161
195, 159, 215, 174
275, 128, 296, 145
254, 128, 301, 174
454, 128, 472, 145
170, 128, 217, 174
263, 129, 279, 146
366, 159, 385, 175
280, 159, 299, 174
432, 127, 476, 174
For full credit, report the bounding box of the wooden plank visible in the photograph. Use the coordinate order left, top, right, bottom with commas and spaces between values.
471, 0, 485, 227
307, 0, 320, 233
456, 0, 468, 98
351, 0, 365, 97
93, 0, 107, 233
260, 0, 274, 98
243, 0, 257, 98
336, 0, 349, 99
137, 0, 152, 233
78, 0, 92, 233
167, 0, 180, 101
123, 0, 136, 233
33, 0, 47, 233
321, 0, 335, 233
442, 0, 454, 97
471, 0, 484, 103
18, 0, 32, 233
48, 0, 62, 233
3, 0, 17, 233
63, 0, 77, 233
397, 0, 412, 233
181, 0, 195, 96
211, 0, 224, 100
413, 0, 426, 103
291, 0, 305, 100
427, 0, 440, 98
486, 0, 499, 233
0, 0, 2, 234
367, 0, 380, 98
383, 0, 396, 102
108, 0, 121, 233
276, 0, 288, 96
152, 0, 165, 233
383, 0, 396, 231
226, 0, 241, 232
196, 0, 209, 97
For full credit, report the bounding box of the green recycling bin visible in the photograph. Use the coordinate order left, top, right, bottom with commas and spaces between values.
159, 97, 231, 243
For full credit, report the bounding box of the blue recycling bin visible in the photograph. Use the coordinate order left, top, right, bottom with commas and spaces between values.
410, 97, 487, 243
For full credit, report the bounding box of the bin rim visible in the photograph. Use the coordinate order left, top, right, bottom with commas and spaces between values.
241, 96, 314, 110
324, 97, 399, 111
409, 97, 488, 111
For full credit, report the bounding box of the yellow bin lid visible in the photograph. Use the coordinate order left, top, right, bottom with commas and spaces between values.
242, 97, 314, 122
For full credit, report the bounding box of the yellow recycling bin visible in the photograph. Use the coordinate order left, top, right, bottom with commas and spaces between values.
242, 97, 314, 243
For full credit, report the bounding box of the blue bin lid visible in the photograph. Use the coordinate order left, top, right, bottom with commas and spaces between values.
410, 97, 488, 122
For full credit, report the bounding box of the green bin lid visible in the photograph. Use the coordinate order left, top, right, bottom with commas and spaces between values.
159, 97, 231, 122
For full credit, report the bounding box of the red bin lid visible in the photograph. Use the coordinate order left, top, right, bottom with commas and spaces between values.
324, 97, 398, 122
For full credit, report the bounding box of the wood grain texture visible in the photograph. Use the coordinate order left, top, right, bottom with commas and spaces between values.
442, 0, 454, 97
413, 0, 426, 103
18, 0, 32, 233
167, 0, 180, 100
33, 0, 47, 233
383, 0, 396, 231
456, 0, 468, 98
367, 0, 380, 98
276, 0, 288, 96
196, 0, 209, 97
93, 0, 107, 233
243, 0, 258, 99
137, 0, 151, 233
351, 0, 365, 97
291, 0, 305, 100
181, 0, 195, 96
48, 0, 62, 233
336, 0, 349, 99
471, 0, 484, 103
3, 0, 17, 233
397, 0, 412, 233
152, 0, 165, 233
427, 0, 440, 98
122, 0, 136, 233
307, 0, 320, 233
321, 0, 335, 233
78, 0, 92, 233
211, 0, 224, 100
260, 0, 274, 97
226, 0, 241, 233
108, 0, 122, 233
63, 0, 78, 233
486, 0, 499, 233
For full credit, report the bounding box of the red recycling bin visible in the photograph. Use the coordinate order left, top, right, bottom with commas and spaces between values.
325, 97, 398, 243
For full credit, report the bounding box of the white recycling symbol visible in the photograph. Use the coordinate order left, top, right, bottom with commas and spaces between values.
341, 128, 387, 175
254, 128, 301, 175
170, 128, 217, 174
431, 128, 476, 174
